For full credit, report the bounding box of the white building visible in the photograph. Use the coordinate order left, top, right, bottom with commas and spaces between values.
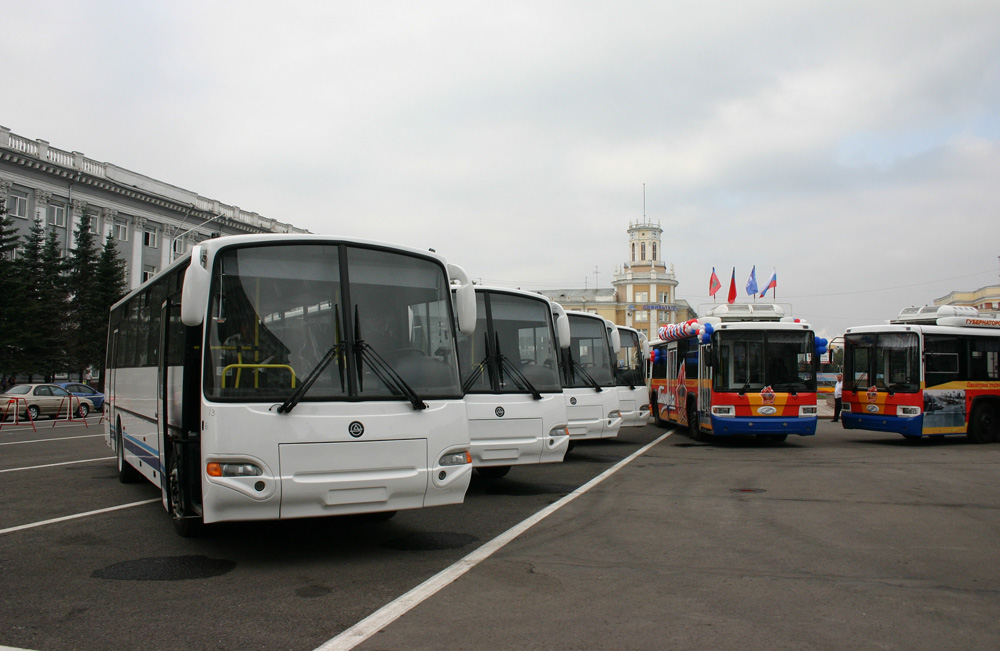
1, 125, 307, 290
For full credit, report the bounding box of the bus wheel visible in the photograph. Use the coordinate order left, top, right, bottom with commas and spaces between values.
687, 402, 703, 441
476, 465, 511, 479
968, 403, 998, 444
168, 455, 204, 537
652, 398, 665, 427
116, 420, 142, 484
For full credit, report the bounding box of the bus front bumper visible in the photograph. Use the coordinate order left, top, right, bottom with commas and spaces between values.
710, 416, 817, 437
842, 413, 923, 437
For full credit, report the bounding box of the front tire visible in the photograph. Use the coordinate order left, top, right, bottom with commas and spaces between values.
476, 465, 512, 479
687, 401, 704, 441
27, 405, 41, 421
168, 454, 204, 537
76, 403, 90, 419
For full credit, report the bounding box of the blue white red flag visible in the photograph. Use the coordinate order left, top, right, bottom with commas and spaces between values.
746, 266, 758, 296
759, 268, 777, 298
709, 267, 722, 297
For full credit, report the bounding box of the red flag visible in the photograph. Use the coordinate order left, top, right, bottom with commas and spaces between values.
727, 267, 737, 304
709, 267, 721, 296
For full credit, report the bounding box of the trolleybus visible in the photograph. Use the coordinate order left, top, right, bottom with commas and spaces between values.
456, 286, 571, 478
842, 306, 1000, 442
649, 304, 820, 441
616, 325, 650, 427
559, 311, 623, 441
105, 234, 478, 535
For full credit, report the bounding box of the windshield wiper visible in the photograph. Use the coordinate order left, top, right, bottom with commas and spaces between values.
277, 305, 345, 415
354, 307, 427, 410
498, 355, 543, 399
277, 342, 345, 414
571, 359, 604, 393
462, 333, 492, 393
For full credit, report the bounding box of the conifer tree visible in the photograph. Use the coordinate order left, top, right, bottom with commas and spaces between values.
16, 217, 47, 379
93, 233, 128, 383
67, 211, 102, 378
38, 227, 71, 380
0, 199, 23, 380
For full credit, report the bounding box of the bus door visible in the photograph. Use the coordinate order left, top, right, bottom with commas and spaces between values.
158, 298, 202, 528
698, 341, 712, 429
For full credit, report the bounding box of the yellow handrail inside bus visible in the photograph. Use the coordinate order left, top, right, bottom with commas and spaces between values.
222, 364, 297, 389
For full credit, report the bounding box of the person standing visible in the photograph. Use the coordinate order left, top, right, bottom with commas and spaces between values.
832, 373, 843, 422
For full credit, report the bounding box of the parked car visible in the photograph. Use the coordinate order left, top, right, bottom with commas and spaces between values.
57, 382, 106, 411
0, 383, 96, 420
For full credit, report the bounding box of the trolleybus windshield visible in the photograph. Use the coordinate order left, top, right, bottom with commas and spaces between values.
714, 330, 816, 393
843, 332, 919, 392
204, 243, 461, 402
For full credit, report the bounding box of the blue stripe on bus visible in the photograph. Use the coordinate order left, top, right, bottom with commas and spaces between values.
111, 422, 163, 473
842, 413, 924, 438
710, 416, 817, 437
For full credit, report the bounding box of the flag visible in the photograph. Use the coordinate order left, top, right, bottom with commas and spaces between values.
760, 268, 777, 298
727, 268, 737, 304
745, 265, 758, 296
709, 267, 721, 297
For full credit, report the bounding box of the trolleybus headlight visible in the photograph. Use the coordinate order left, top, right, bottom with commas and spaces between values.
800, 406, 818, 416
711, 405, 735, 417
439, 450, 472, 466
207, 462, 263, 477
608, 410, 622, 421
899, 406, 922, 417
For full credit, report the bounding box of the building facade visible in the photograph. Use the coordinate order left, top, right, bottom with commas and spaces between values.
540, 218, 695, 340
933, 272, 1000, 318
1, 125, 307, 291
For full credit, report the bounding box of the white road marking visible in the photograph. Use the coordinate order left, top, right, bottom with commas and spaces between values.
0, 457, 115, 473
315, 430, 673, 651
0, 434, 105, 446
0, 498, 161, 536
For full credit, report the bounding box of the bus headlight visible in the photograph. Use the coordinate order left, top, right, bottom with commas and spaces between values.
711, 405, 735, 417
799, 406, 818, 417
207, 462, 263, 477
608, 410, 622, 422
549, 425, 569, 438
439, 450, 471, 466
899, 406, 922, 417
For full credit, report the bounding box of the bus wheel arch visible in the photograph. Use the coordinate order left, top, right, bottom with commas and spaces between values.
116, 417, 142, 484
968, 399, 999, 444
167, 452, 204, 537
687, 399, 703, 441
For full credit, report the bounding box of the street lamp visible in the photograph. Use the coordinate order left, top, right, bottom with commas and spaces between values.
171, 213, 225, 261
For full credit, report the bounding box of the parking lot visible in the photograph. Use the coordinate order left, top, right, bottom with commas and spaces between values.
3, 417, 1000, 651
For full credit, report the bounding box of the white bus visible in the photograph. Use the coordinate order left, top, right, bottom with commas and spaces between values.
456, 287, 571, 478
105, 234, 477, 536
616, 325, 650, 427
559, 311, 623, 442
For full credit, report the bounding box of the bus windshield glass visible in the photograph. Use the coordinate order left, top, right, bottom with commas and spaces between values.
616, 329, 645, 386
204, 243, 461, 402
844, 332, 919, 392
714, 329, 816, 392
562, 315, 614, 388
457, 292, 561, 394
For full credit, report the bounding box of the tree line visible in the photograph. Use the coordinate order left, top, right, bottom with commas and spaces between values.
0, 198, 128, 389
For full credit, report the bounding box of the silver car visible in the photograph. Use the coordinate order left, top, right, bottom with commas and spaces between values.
1, 383, 97, 420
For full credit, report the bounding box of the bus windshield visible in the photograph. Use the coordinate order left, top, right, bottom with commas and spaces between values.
714, 329, 816, 393
844, 332, 919, 392
562, 315, 614, 388
457, 291, 561, 394
616, 329, 645, 387
204, 243, 461, 402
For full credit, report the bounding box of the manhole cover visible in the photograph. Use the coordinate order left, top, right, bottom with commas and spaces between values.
92, 555, 236, 581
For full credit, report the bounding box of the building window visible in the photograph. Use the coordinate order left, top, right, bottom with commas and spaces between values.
631, 243, 635, 263
660, 292, 670, 303
142, 265, 157, 283
8, 191, 28, 219
641, 242, 646, 261
652, 242, 657, 261
110, 222, 128, 242
143, 229, 158, 248
47, 204, 67, 227
635, 310, 649, 322
635, 291, 648, 303
172, 238, 186, 255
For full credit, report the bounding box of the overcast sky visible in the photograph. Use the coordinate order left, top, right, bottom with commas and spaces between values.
3, 0, 999, 339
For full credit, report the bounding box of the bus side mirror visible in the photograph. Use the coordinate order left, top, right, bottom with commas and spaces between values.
608, 323, 621, 354
181, 245, 209, 326
448, 264, 476, 336
555, 312, 571, 349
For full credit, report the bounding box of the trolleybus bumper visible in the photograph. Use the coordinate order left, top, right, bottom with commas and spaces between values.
710, 416, 817, 437
842, 413, 923, 438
